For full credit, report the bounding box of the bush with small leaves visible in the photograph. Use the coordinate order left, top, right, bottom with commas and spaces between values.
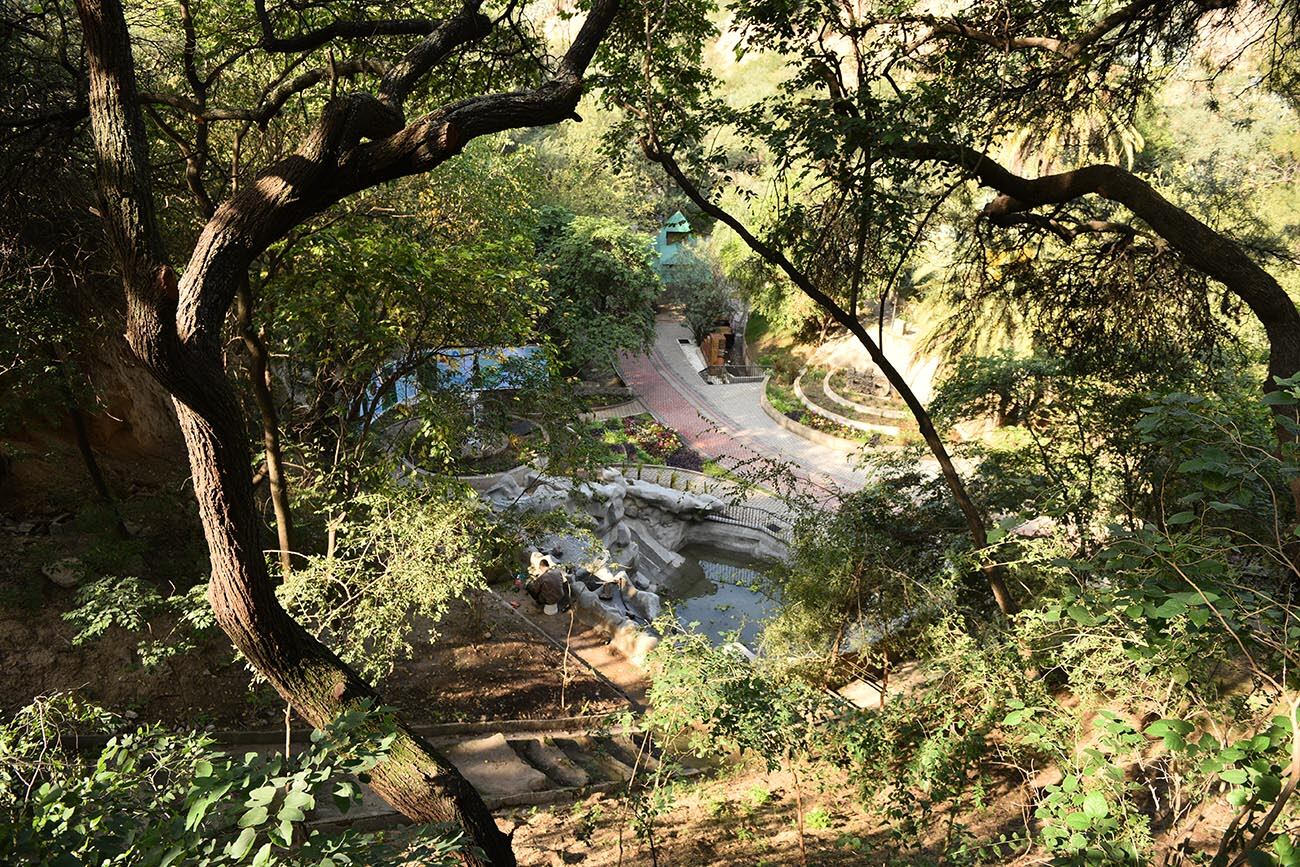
0, 694, 465, 866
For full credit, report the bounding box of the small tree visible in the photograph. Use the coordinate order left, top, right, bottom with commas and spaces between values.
535, 207, 660, 373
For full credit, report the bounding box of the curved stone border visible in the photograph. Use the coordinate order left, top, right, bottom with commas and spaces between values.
793, 368, 900, 437
823, 366, 908, 420
456, 462, 540, 493
609, 462, 793, 551
760, 376, 866, 448
385, 415, 550, 492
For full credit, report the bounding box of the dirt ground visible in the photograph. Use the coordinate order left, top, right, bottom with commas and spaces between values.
502, 758, 1038, 866
1, 435, 1234, 864
0, 437, 627, 730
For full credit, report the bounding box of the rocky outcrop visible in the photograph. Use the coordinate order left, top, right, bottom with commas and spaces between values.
481, 466, 784, 669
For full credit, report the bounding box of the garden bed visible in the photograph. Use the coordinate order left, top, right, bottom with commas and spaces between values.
799, 368, 916, 434
593, 413, 707, 470
764, 378, 878, 444
455, 421, 546, 476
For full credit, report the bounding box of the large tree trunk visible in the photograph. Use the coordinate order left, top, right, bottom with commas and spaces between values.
72, 0, 617, 861
171, 354, 512, 862
235, 279, 294, 577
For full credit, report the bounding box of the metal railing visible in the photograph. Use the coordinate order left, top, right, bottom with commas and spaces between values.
610, 462, 795, 542
698, 364, 768, 383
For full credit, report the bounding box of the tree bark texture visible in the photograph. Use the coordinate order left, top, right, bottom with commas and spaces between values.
74, 0, 622, 862
235, 280, 294, 578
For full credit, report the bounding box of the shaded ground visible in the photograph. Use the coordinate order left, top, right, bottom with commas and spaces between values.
504, 758, 1035, 866
0, 438, 627, 730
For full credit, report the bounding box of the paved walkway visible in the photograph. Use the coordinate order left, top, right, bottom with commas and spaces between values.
619, 317, 869, 499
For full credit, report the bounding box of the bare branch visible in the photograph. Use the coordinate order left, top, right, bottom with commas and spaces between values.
253, 0, 440, 53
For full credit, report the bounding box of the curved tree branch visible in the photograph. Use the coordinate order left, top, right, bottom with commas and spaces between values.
891, 141, 1300, 400
253, 0, 440, 53
891, 140, 1300, 519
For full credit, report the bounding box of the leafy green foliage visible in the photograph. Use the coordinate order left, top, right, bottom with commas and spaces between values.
63, 577, 216, 669
644, 630, 834, 770
0, 695, 464, 866
683, 280, 733, 346
535, 207, 661, 372
761, 471, 954, 676
278, 481, 510, 681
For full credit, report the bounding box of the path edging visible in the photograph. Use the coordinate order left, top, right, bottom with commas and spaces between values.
822, 366, 908, 420
793, 369, 900, 437
760, 377, 867, 449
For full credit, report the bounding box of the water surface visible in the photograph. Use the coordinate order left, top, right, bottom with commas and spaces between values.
662, 544, 779, 646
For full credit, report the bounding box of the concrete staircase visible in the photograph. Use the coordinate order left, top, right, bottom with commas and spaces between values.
219, 718, 658, 832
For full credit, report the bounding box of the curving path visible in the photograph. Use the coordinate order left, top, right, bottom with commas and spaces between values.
618, 317, 869, 498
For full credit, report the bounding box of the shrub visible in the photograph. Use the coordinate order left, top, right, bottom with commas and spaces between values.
0, 695, 465, 866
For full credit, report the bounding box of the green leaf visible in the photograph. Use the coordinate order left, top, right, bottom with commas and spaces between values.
282, 789, 313, 812
269, 818, 294, 847
332, 781, 356, 814
247, 784, 277, 805
1220, 769, 1249, 785
185, 793, 215, 831
1066, 605, 1097, 626
1146, 719, 1193, 738
239, 805, 269, 828
1167, 511, 1196, 525
251, 842, 273, 867
228, 826, 257, 861
1082, 791, 1108, 819
1152, 598, 1188, 619
277, 805, 305, 823
1258, 774, 1282, 802
1064, 811, 1092, 830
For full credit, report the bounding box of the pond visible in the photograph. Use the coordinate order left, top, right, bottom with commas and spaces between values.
661, 543, 780, 647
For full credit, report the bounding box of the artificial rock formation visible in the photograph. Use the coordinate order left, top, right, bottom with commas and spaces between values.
484, 468, 727, 665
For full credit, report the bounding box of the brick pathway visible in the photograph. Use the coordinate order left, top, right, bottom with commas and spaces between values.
618, 318, 868, 500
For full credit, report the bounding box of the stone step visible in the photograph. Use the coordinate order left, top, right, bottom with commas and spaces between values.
443, 733, 553, 798
290, 728, 660, 832
519, 736, 592, 788
609, 733, 660, 775
553, 736, 636, 784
